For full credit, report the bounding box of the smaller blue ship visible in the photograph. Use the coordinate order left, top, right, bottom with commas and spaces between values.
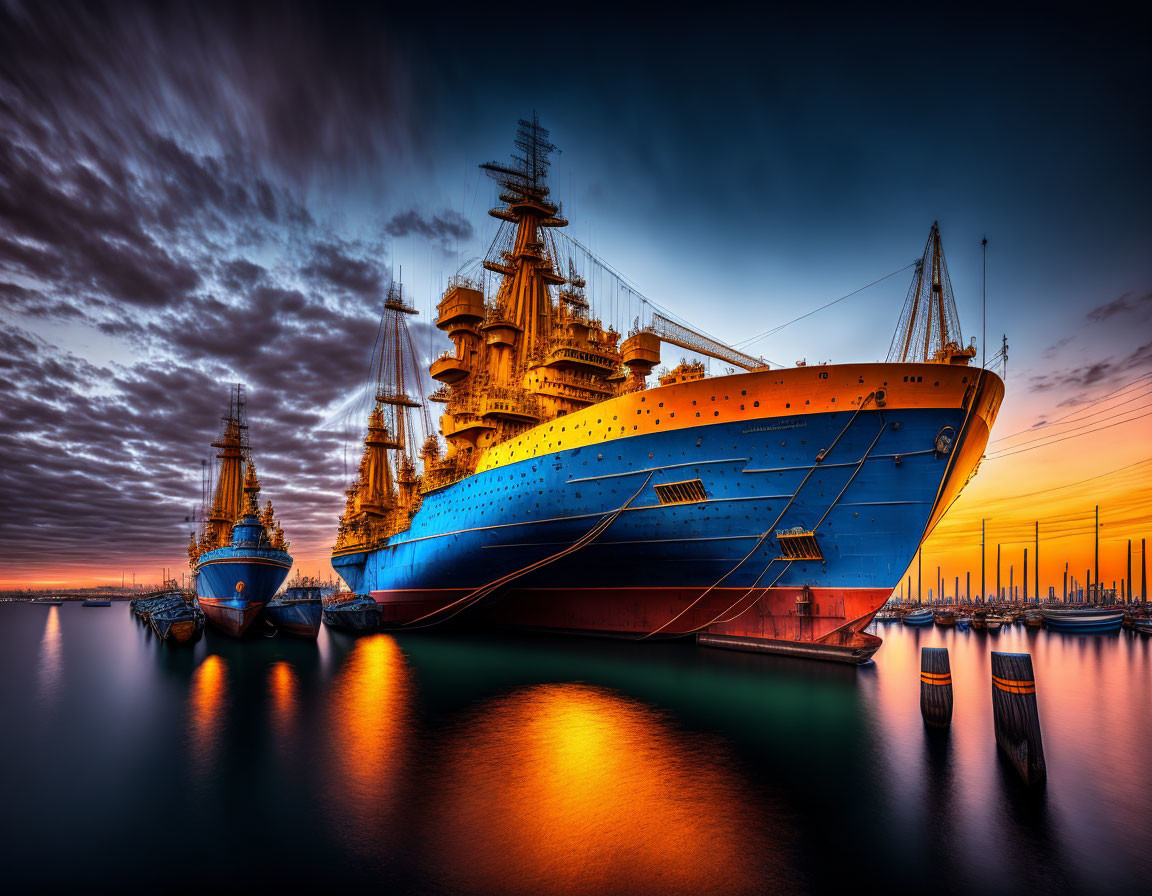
263, 574, 326, 639
189, 387, 292, 637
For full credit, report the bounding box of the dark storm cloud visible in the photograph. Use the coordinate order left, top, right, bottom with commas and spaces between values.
1086, 291, 1152, 323
1027, 340, 1152, 416
0, 0, 425, 183
385, 208, 474, 249
0, 1, 452, 579
301, 241, 388, 301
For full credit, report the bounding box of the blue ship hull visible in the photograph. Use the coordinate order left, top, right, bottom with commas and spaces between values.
195, 549, 292, 636
334, 398, 989, 654
263, 598, 323, 639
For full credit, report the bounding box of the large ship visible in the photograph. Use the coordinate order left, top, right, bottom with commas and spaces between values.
190, 387, 293, 637
331, 117, 1003, 663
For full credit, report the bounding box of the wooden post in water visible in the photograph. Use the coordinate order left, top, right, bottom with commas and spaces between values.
921, 647, 953, 728
1023, 549, 1028, 602
991, 651, 1046, 786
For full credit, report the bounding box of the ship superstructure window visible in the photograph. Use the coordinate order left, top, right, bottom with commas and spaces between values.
655, 479, 708, 504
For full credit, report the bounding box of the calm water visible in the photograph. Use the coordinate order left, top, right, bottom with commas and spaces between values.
2, 603, 1150, 894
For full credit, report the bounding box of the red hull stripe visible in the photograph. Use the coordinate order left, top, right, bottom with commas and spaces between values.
367, 585, 889, 643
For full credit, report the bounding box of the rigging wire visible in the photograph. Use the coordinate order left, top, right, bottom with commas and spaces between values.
986, 407, 1152, 459
976, 457, 1152, 503
990, 387, 1152, 444
990, 398, 1152, 451
990, 372, 1152, 443
732, 261, 917, 350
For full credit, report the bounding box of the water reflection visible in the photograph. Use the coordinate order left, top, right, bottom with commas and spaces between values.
268, 661, 297, 750
325, 635, 413, 853
188, 654, 228, 777
36, 606, 62, 703
423, 683, 771, 896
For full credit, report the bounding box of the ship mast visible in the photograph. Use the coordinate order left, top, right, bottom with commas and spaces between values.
335, 277, 436, 550
479, 113, 569, 374
887, 222, 976, 365
193, 384, 285, 561
204, 384, 247, 549
425, 116, 626, 489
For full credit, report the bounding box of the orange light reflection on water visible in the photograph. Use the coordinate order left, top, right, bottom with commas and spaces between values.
37, 606, 62, 699
325, 635, 412, 852
268, 661, 297, 748
424, 683, 768, 896
188, 654, 227, 776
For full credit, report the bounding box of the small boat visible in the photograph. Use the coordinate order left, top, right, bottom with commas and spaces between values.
322, 595, 382, 633
148, 599, 205, 645
263, 576, 325, 639
985, 615, 1004, 633
1042, 608, 1125, 633
82, 599, 111, 607
955, 615, 971, 630
1024, 610, 1043, 628
130, 582, 204, 645
873, 609, 902, 623
37, 598, 64, 606
970, 610, 988, 631
933, 610, 956, 627
902, 608, 934, 626
1133, 617, 1152, 636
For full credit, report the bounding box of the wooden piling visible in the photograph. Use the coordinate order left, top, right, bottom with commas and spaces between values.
920, 647, 953, 728
991, 651, 1045, 786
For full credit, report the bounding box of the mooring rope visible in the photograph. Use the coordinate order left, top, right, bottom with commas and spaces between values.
400, 470, 657, 629
637, 393, 877, 640
691, 559, 795, 632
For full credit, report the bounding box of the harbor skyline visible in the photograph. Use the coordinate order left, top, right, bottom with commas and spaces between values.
1, 1, 1149, 588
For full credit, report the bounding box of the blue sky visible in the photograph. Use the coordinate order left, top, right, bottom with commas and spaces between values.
1, 0, 1148, 583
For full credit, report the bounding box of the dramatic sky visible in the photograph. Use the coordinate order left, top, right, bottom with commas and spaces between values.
1, 1, 1149, 591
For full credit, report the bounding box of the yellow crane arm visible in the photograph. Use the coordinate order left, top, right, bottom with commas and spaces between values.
647, 314, 769, 371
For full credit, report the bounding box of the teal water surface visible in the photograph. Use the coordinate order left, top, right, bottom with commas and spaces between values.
1, 602, 1149, 893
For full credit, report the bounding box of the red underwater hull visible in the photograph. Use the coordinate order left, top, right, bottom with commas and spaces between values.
370, 586, 885, 663
198, 598, 265, 638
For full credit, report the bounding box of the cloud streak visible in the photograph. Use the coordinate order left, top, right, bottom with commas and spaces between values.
0, 0, 453, 583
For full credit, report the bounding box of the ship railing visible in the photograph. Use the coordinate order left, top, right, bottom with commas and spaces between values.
448, 274, 483, 292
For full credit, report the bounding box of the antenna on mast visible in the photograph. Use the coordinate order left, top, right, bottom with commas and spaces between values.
981, 236, 987, 369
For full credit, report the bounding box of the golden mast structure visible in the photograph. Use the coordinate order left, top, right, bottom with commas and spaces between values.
189, 385, 286, 564
887, 222, 978, 366
336, 116, 674, 552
